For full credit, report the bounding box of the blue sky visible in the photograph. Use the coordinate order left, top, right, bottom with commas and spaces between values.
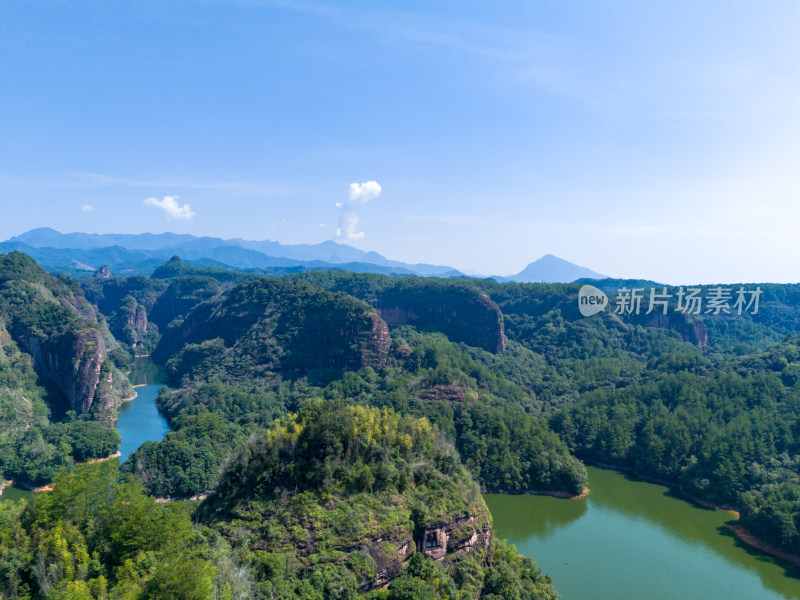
1, 1, 799, 283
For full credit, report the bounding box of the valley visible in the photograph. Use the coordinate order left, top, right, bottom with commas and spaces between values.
2, 250, 800, 598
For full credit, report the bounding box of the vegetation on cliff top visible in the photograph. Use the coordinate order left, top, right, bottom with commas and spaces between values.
0, 402, 558, 600
0, 253, 125, 486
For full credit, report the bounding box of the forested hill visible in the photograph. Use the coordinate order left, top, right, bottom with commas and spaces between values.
122, 273, 587, 501
152, 277, 391, 383
5, 251, 800, 597
0, 403, 559, 600
0, 252, 127, 487
198, 400, 558, 597
552, 334, 800, 555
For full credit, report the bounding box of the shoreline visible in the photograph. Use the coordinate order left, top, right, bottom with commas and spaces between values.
484, 485, 589, 500
77, 451, 122, 466
11, 480, 53, 493
10, 450, 125, 494
726, 524, 800, 568
582, 460, 800, 565
0, 479, 13, 498
531, 486, 589, 500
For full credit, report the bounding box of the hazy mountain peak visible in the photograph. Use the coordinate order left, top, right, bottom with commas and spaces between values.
508, 254, 606, 283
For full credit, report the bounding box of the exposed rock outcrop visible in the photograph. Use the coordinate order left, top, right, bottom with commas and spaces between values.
417, 512, 492, 562
24, 328, 107, 414
154, 278, 392, 380
362, 313, 392, 368
638, 312, 708, 346
355, 507, 493, 591
413, 384, 468, 403
126, 304, 148, 333
377, 284, 505, 353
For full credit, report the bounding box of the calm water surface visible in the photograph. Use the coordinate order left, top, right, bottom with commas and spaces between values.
1, 485, 33, 503
485, 466, 800, 600
2, 358, 168, 503
116, 357, 169, 462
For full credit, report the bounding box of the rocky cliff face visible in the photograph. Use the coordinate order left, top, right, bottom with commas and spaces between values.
638, 312, 708, 346
362, 505, 492, 590
290, 274, 508, 354
24, 328, 107, 414
155, 278, 392, 380
417, 512, 492, 562
377, 284, 505, 353
0, 252, 130, 417
362, 312, 391, 368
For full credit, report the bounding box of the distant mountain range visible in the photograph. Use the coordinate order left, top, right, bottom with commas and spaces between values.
1, 228, 607, 283
1, 228, 463, 279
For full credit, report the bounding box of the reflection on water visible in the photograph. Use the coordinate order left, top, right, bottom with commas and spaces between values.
486, 466, 800, 600
116, 357, 170, 463
487, 492, 587, 539
128, 357, 166, 386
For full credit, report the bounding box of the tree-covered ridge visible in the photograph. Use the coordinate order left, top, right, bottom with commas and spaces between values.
0, 253, 126, 486
124, 329, 586, 500
199, 399, 557, 599
552, 336, 800, 554
0, 406, 558, 600
0, 252, 95, 342
150, 255, 265, 283
209, 399, 470, 503
153, 278, 390, 384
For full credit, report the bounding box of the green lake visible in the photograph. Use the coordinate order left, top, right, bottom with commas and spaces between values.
116, 357, 170, 463
0, 484, 33, 504
485, 466, 800, 600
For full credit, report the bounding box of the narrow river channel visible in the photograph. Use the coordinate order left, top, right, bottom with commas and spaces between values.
116, 356, 170, 463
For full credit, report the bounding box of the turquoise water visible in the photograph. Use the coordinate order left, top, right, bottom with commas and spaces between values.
2, 357, 168, 503
485, 466, 800, 600
116, 357, 170, 463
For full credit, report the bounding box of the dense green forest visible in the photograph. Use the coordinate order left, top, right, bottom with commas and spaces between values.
124, 328, 586, 500
0, 402, 558, 600
0, 253, 126, 486
5, 252, 800, 597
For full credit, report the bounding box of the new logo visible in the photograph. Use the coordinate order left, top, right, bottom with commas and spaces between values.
578, 284, 607, 317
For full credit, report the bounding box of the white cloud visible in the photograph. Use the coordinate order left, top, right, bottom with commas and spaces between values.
143, 195, 196, 220
348, 180, 382, 205
336, 211, 364, 240
81, 204, 95, 212
337, 180, 381, 240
